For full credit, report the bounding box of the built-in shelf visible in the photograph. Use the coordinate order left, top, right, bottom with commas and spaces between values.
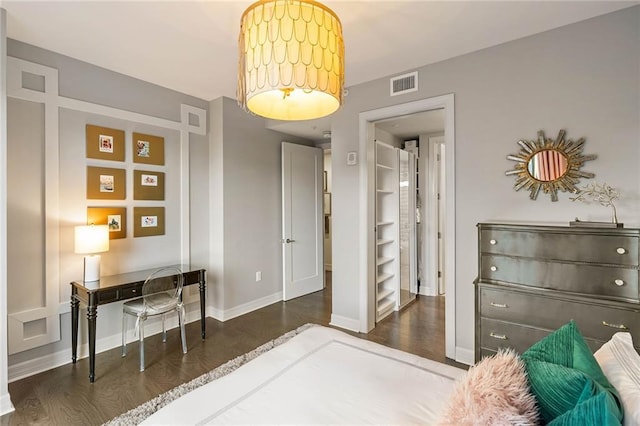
377, 256, 394, 266
377, 298, 395, 318
376, 163, 394, 171
377, 287, 394, 302
377, 238, 394, 246
377, 272, 394, 284
375, 140, 399, 322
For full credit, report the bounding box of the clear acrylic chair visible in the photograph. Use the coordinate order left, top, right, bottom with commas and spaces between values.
121, 266, 187, 371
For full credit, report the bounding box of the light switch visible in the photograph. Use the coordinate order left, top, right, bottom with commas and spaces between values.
347, 151, 357, 165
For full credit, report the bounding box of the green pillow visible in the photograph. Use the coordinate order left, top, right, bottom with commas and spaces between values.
549, 392, 621, 426
521, 321, 623, 424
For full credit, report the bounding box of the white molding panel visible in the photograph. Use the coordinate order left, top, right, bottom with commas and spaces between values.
6, 56, 207, 356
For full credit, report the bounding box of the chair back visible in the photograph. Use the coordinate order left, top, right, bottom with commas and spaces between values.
141, 266, 184, 313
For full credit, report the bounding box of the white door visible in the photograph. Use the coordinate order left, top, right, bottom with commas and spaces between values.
282, 142, 324, 300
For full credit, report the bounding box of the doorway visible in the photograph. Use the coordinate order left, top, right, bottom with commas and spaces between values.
359, 94, 456, 360
323, 149, 332, 273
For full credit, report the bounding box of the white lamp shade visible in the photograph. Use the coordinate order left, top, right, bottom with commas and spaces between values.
74, 225, 109, 254
237, 0, 344, 121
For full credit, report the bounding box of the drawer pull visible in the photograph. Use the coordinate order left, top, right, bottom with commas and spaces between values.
490, 302, 508, 308
489, 239, 497, 245
490, 332, 508, 340
614, 279, 625, 287
602, 321, 629, 330
490, 266, 497, 272
616, 247, 627, 255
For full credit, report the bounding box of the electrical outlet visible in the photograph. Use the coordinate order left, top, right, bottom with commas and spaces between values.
255, 271, 262, 282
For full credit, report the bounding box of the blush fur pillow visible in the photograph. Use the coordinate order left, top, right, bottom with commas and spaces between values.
438, 348, 540, 425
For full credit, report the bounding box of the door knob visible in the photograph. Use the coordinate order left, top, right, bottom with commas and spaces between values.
286, 238, 296, 243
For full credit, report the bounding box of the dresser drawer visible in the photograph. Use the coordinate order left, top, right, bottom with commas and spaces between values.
119, 285, 142, 300
479, 318, 604, 359
480, 228, 638, 266
183, 270, 202, 286
480, 319, 550, 355
480, 255, 639, 301
96, 288, 118, 304
479, 285, 640, 344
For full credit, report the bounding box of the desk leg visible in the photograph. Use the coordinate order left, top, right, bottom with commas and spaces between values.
71, 290, 79, 363
87, 294, 98, 383
199, 274, 206, 339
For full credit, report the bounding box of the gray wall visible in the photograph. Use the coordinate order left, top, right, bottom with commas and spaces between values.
6, 40, 209, 367
330, 6, 640, 355
208, 97, 314, 315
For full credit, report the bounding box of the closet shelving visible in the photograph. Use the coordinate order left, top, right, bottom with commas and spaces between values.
375, 141, 400, 321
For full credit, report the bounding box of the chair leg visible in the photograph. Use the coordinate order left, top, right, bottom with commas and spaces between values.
178, 305, 187, 354
162, 313, 167, 343
139, 318, 145, 372
122, 312, 127, 357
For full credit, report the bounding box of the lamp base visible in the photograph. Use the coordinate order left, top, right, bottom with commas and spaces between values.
83, 255, 101, 282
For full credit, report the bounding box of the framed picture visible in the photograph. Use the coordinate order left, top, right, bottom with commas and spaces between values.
87, 166, 126, 199
133, 170, 165, 200
87, 207, 127, 239
133, 207, 165, 237
323, 171, 328, 192
324, 192, 331, 215
86, 125, 125, 162
133, 132, 165, 165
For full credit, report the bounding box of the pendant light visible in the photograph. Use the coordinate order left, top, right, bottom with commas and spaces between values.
237, 0, 345, 121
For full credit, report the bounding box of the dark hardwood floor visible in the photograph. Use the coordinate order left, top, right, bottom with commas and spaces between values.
2, 273, 458, 425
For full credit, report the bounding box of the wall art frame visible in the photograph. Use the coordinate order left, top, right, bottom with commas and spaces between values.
133, 132, 165, 165
87, 206, 127, 239
86, 124, 125, 162
133, 206, 165, 237
86, 166, 126, 200
133, 170, 165, 200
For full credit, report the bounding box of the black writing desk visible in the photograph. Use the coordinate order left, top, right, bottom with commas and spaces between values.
70, 264, 206, 382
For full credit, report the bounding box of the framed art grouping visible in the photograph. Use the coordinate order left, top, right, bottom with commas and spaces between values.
86, 125, 125, 162
133, 207, 165, 237
87, 207, 127, 239
87, 166, 126, 199
133, 170, 165, 200
133, 132, 165, 165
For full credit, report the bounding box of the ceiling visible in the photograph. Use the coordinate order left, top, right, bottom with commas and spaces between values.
2, 1, 637, 142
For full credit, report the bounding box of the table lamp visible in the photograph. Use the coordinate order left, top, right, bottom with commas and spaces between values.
74, 224, 109, 282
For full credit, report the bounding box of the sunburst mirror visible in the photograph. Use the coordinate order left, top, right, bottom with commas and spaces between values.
506, 129, 596, 201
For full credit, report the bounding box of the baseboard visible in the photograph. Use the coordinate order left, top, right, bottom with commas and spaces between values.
455, 346, 474, 366
208, 292, 283, 322
418, 284, 437, 296
329, 314, 360, 332
8, 303, 202, 383
0, 393, 15, 416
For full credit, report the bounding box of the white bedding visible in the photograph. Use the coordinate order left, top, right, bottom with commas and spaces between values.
142, 326, 466, 425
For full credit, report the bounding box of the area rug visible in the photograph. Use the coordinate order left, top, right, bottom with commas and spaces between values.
104, 323, 317, 426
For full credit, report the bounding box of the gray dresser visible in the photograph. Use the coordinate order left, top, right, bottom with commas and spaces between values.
475, 222, 640, 361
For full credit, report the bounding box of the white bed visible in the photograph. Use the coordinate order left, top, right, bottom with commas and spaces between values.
142, 325, 466, 425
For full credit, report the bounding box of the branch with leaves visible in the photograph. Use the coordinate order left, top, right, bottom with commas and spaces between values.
569, 182, 620, 224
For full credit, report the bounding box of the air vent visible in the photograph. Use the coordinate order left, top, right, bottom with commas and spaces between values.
390, 71, 418, 96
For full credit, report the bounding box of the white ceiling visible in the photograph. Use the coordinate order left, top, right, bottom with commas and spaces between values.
2, 0, 637, 141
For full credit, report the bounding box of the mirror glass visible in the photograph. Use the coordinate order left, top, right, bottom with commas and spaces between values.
527, 150, 568, 182
506, 129, 596, 201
